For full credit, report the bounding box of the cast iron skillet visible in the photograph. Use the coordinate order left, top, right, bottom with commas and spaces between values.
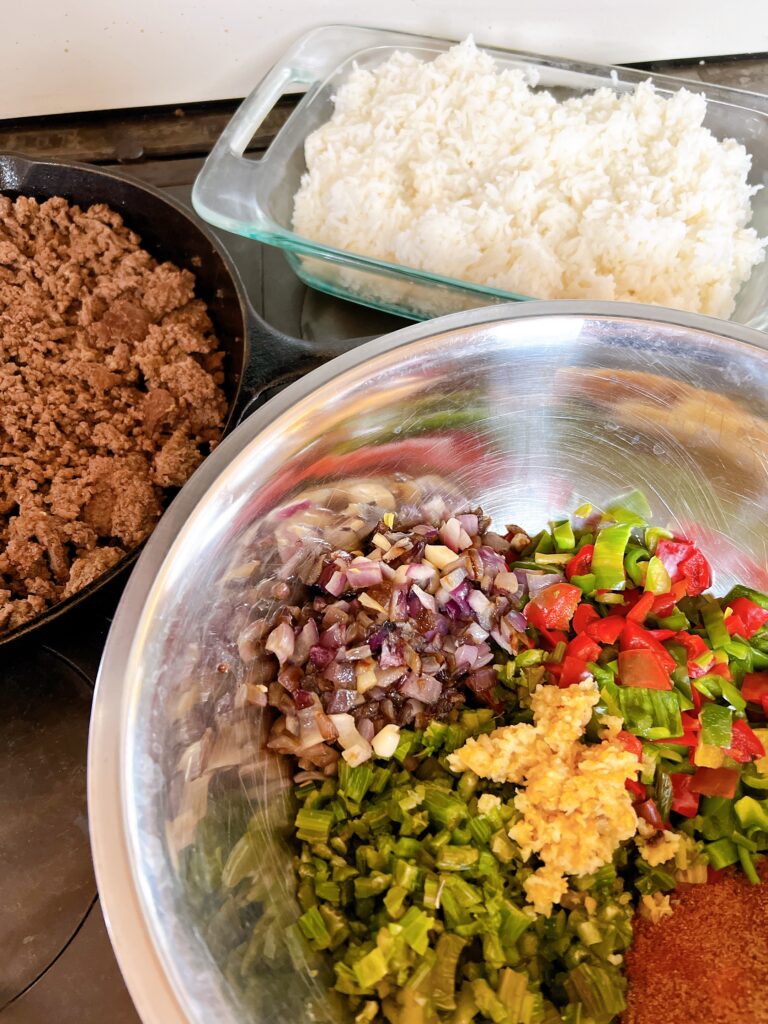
0, 153, 361, 645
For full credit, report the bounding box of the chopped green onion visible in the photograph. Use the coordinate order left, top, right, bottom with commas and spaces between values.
295, 808, 333, 844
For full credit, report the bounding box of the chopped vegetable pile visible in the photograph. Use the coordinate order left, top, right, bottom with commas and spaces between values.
217, 490, 768, 1024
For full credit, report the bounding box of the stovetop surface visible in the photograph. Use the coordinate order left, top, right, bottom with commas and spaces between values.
0, 178, 409, 1022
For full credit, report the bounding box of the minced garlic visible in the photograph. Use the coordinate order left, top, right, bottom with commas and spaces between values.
636, 820, 682, 866
448, 679, 640, 915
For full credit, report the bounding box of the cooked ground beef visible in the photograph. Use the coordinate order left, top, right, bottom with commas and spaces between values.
0, 194, 228, 632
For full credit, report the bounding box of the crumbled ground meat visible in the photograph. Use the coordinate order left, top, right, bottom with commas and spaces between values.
0, 195, 228, 632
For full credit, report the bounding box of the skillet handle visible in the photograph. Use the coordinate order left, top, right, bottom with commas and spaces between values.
232, 303, 374, 427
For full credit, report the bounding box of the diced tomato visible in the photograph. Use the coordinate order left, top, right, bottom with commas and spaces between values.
727, 598, 768, 639
525, 583, 582, 631
566, 633, 602, 663
620, 620, 677, 673
617, 648, 672, 690
742, 672, 768, 704
670, 774, 700, 817
677, 549, 712, 597
726, 613, 748, 637
616, 730, 643, 759
652, 580, 688, 618
586, 616, 626, 645
726, 719, 766, 763
636, 798, 664, 829
626, 778, 647, 800
626, 591, 656, 624
565, 544, 594, 581
538, 627, 568, 651
656, 539, 695, 580
690, 766, 740, 799
573, 603, 600, 635
558, 655, 591, 687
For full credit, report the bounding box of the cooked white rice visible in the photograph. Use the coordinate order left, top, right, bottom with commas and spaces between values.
292, 39, 765, 318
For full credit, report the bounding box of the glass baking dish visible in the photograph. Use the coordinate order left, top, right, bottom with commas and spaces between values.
193, 24, 768, 327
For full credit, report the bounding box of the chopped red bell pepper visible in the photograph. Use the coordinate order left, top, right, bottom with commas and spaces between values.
652, 580, 688, 617
656, 539, 695, 580
573, 603, 600, 635
708, 662, 733, 682
726, 598, 768, 639
620, 620, 677, 673
648, 628, 676, 641
726, 719, 766, 763
525, 583, 582, 631
626, 591, 656, 624
565, 544, 594, 581
680, 710, 702, 733
585, 615, 626, 645
673, 632, 709, 660
678, 548, 711, 596
558, 654, 591, 687
726, 613, 748, 637
652, 732, 698, 747
616, 730, 643, 760
655, 540, 712, 597
566, 633, 602, 663
690, 766, 740, 799
626, 778, 647, 800
742, 672, 768, 704
670, 773, 700, 817
617, 648, 672, 690
636, 798, 664, 829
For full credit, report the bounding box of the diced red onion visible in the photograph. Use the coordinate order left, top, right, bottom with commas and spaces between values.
490, 628, 513, 654
468, 588, 494, 629
473, 643, 495, 668
344, 645, 373, 661
346, 557, 384, 589
380, 637, 404, 669
375, 665, 407, 688
405, 563, 436, 585
297, 705, 326, 749
455, 644, 479, 669
439, 517, 472, 552
493, 571, 519, 595
457, 513, 479, 535
309, 645, 334, 668
466, 666, 497, 693
410, 584, 436, 613
323, 661, 356, 687
526, 572, 564, 597
479, 547, 508, 575
441, 567, 467, 591
323, 689, 363, 714
400, 673, 442, 704
483, 532, 511, 553
389, 587, 408, 621
357, 717, 376, 742
465, 621, 489, 644
265, 622, 295, 665
290, 619, 319, 665
320, 623, 346, 649
324, 570, 347, 597
504, 609, 528, 633
380, 562, 396, 581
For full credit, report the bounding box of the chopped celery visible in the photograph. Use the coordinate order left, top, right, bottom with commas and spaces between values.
593, 523, 633, 590
295, 808, 333, 844
399, 906, 433, 955
432, 933, 467, 1011
353, 947, 390, 989
564, 963, 626, 1024
338, 761, 374, 805
423, 788, 468, 831
436, 845, 479, 871
298, 906, 332, 950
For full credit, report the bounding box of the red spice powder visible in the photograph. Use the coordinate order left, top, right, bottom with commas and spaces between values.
623, 864, 768, 1024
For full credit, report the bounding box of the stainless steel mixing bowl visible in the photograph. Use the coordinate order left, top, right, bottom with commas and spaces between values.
88, 301, 768, 1024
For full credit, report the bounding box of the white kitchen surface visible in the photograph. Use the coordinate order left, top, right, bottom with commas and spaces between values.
5, 0, 768, 120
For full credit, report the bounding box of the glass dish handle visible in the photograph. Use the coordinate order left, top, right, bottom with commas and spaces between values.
192, 25, 394, 236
